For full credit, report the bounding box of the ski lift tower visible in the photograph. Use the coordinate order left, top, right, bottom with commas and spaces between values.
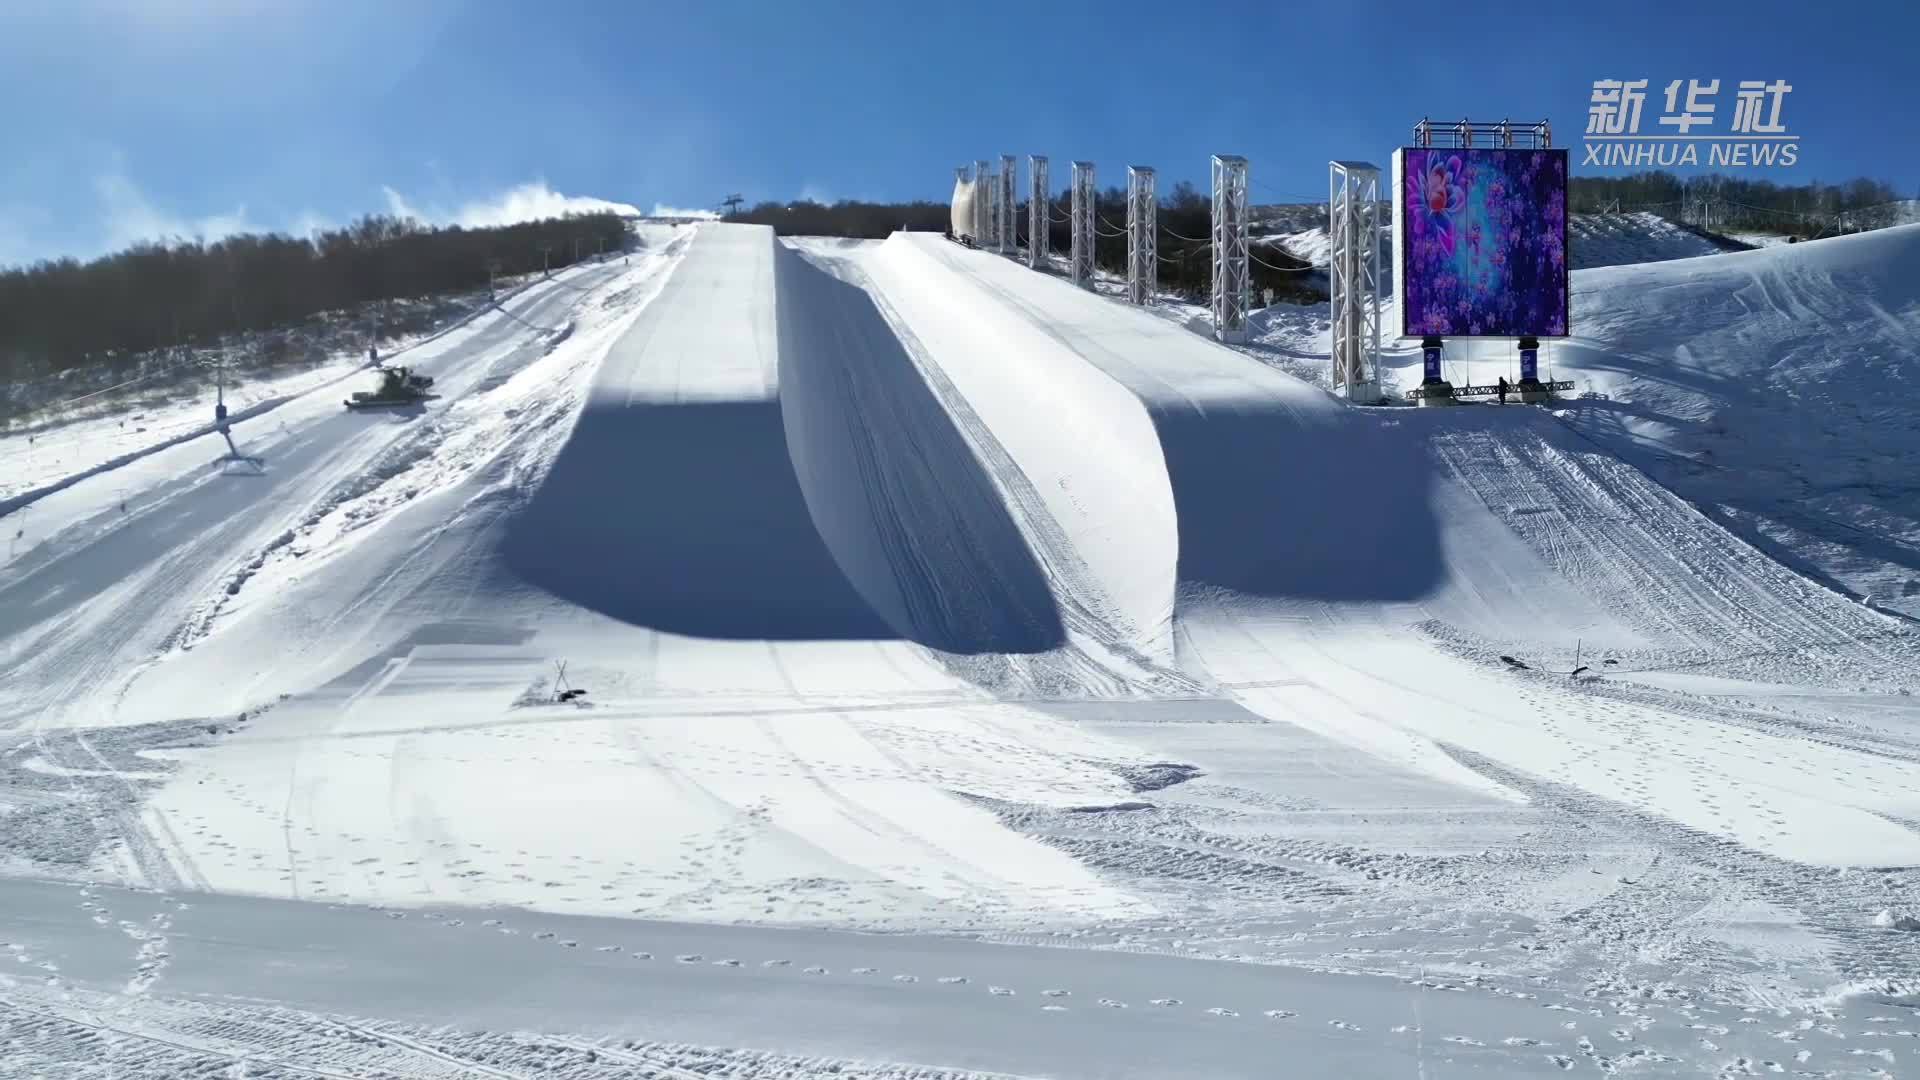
1028, 156, 1050, 269
999, 155, 1016, 255
1329, 160, 1384, 403
1210, 155, 1250, 343
1070, 161, 1096, 288
1126, 166, 1157, 305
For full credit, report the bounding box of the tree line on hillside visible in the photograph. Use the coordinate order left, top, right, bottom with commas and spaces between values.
1568, 173, 1910, 234
0, 212, 631, 386
727, 181, 1322, 304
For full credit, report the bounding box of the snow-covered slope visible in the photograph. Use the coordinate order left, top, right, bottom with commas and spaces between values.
1554, 223, 1920, 617
7, 221, 1920, 1078
68, 224, 1172, 931
1565, 210, 1731, 267
906, 234, 1920, 863
0, 255, 640, 730
1263, 209, 1725, 275
780, 235, 1179, 674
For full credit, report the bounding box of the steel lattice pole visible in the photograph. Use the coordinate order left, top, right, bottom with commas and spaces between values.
1028, 156, 1049, 269
1070, 161, 1096, 288
1210, 155, 1249, 342
1127, 166, 1156, 305
999, 155, 1016, 255
1329, 160, 1383, 399
974, 160, 990, 246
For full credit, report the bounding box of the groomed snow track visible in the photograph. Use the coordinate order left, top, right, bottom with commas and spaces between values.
9, 221, 1920, 1078
499, 225, 1177, 671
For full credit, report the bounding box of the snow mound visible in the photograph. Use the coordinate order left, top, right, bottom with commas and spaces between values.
860, 234, 1180, 663
772, 239, 1066, 653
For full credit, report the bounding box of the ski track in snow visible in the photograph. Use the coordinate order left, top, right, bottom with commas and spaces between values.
3, 222, 1920, 1076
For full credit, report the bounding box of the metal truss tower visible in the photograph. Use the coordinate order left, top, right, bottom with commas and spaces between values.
974, 159, 991, 246
1126, 166, 1157, 305
998, 155, 1016, 254
1070, 161, 1096, 288
1328, 160, 1384, 402
1210, 154, 1250, 342
990, 159, 1006, 247
1028, 156, 1050, 269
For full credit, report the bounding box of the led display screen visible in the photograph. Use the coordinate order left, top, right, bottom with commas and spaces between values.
1398, 147, 1569, 338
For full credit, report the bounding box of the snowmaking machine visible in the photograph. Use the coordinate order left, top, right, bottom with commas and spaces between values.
344, 364, 436, 410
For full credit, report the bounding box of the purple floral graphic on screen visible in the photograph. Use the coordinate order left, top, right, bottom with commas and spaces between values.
1401, 148, 1568, 337
1411, 154, 1466, 255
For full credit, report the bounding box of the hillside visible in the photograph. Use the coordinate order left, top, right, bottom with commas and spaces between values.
1551, 223, 1920, 618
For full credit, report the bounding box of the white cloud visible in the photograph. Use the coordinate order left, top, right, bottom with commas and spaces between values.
649, 203, 719, 220
380, 180, 642, 228
95, 173, 255, 249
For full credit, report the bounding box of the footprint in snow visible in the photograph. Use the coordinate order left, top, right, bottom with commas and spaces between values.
761, 959, 791, 968
1150, 998, 1181, 1007
713, 958, 740, 967
1329, 1020, 1361, 1032
852, 967, 878, 975
631, 952, 652, 960
1206, 1007, 1238, 1018
893, 975, 917, 983
445, 919, 463, 927
482, 919, 502, 927
534, 931, 556, 941
804, 966, 828, 975
1267, 1011, 1298, 1020
989, 986, 1015, 997
937, 976, 968, 985
560, 940, 578, 948
596, 945, 620, 953
1443, 1036, 1485, 1046
1042, 989, 1070, 998
1503, 1037, 1543, 1046
1099, 999, 1127, 1009
1548, 1055, 1575, 1071
1042, 1004, 1068, 1012
676, 954, 702, 963
386, 912, 406, 920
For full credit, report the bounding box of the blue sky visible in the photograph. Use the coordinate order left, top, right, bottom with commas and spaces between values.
2, 0, 1914, 267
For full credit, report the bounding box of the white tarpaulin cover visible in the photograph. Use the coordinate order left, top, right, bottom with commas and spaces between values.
950, 175, 978, 240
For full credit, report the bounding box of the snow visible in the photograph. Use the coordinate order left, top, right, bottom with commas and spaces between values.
0, 269, 562, 509
104, 224, 1165, 929
5, 220, 1920, 1076
1254, 210, 1726, 276
1565, 210, 1728, 268
1551, 223, 1920, 618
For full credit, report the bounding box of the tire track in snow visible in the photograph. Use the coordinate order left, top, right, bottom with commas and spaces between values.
1439, 744, 1920, 999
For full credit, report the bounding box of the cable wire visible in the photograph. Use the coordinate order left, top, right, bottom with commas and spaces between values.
1249, 249, 1317, 273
